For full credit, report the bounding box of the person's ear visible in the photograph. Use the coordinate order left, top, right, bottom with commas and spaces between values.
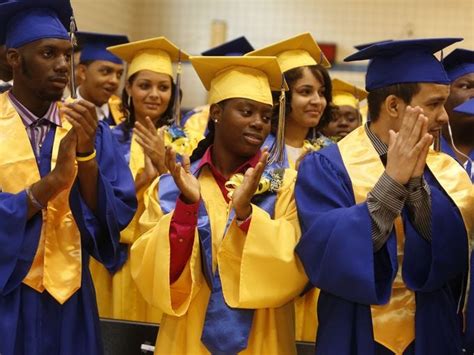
6, 48, 21, 70
209, 103, 223, 124
77, 64, 88, 83
384, 94, 404, 119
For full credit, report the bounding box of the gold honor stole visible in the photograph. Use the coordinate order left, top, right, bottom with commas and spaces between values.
338, 126, 474, 355
0, 93, 81, 304
109, 95, 125, 126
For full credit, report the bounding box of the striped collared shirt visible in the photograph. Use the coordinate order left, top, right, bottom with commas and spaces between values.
8, 91, 62, 159
364, 123, 432, 251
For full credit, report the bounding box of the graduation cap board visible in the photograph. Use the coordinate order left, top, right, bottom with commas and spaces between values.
332, 78, 368, 109
454, 98, 474, 115
442, 48, 474, 81
344, 37, 463, 91
353, 39, 393, 51
0, 0, 73, 48
246, 32, 331, 73
190, 55, 284, 106
107, 37, 189, 79
77, 32, 129, 64
201, 36, 254, 56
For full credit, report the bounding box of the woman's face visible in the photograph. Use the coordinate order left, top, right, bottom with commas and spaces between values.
322, 105, 361, 137
287, 66, 327, 129
127, 70, 172, 123
213, 98, 273, 159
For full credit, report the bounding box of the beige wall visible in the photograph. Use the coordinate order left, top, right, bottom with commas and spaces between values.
71, 0, 138, 38
71, 0, 474, 109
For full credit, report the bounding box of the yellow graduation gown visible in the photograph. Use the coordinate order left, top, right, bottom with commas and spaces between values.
131, 166, 308, 354
89, 134, 162, 323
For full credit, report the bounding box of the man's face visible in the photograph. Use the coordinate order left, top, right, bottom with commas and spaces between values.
403, 83, 450, 134
10, 38, 72, 102
0, 45, 12, 82
444, 73, 474, 129
78, 60, 124, 106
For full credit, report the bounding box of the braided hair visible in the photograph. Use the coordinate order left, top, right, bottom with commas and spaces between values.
190, 100, 230, 163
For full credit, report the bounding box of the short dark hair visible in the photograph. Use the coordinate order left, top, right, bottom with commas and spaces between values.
271, 64, 333, 137
78, 59, 94, 66
367, 83, 421, 122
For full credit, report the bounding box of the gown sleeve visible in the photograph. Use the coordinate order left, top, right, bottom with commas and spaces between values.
218, 169, 309, 309
131, 176, 204, 316
295, 150, 396, 305
69, 121, 137, 270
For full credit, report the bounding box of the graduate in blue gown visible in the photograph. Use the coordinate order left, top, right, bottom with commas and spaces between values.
441, 49, 474, 181
74, 32, 129, 126
0, 2, 136, 354
295, 38, 474, 355
452, 98, 474, 353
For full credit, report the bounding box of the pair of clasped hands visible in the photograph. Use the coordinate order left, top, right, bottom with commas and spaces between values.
43, 99, 99, 193
385, 106, 434, 185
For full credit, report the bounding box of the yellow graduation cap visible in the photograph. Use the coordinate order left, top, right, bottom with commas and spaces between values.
107, 37, 190, 79
332, 78, 368, 109
190, 56, 284, 106
245, 32, 331, 73
191, 56, 287, 163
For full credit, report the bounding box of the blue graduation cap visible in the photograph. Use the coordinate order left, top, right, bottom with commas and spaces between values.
201, 36, 254, 56
0, 0, 73, 48
454, 98, 474, 115
345, 38, 463, 91
353, 39, 393, 50
442, 49, 474, 81
77, 32, 129, 64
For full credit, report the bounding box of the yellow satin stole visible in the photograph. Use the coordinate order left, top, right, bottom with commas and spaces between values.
338, 126, 474, 355
109, 95, 125, 126
0, 93, 81, 304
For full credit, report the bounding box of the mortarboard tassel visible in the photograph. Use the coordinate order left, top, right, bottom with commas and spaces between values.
69, 16, 78, 99
172, 50, 182, 127
268, 75, 286, 165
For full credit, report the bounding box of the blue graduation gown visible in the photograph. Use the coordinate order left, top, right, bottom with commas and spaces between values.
295, 143, 469, 355
0, 121, 137, 355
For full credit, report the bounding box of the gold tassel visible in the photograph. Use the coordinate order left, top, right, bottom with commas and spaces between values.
69, 16, 78, 99
268, 75, 286, 165
172, 50, 182, 127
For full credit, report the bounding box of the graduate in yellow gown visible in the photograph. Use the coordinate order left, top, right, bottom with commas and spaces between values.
131, 55, 308, 354
89, 37, 195, 323
319, 78, 368, 138
182, 36, 255, 138
246, 32, 334, 171
246, 32, 334, 342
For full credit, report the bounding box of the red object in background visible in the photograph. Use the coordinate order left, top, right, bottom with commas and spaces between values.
320, 42, 337, 64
